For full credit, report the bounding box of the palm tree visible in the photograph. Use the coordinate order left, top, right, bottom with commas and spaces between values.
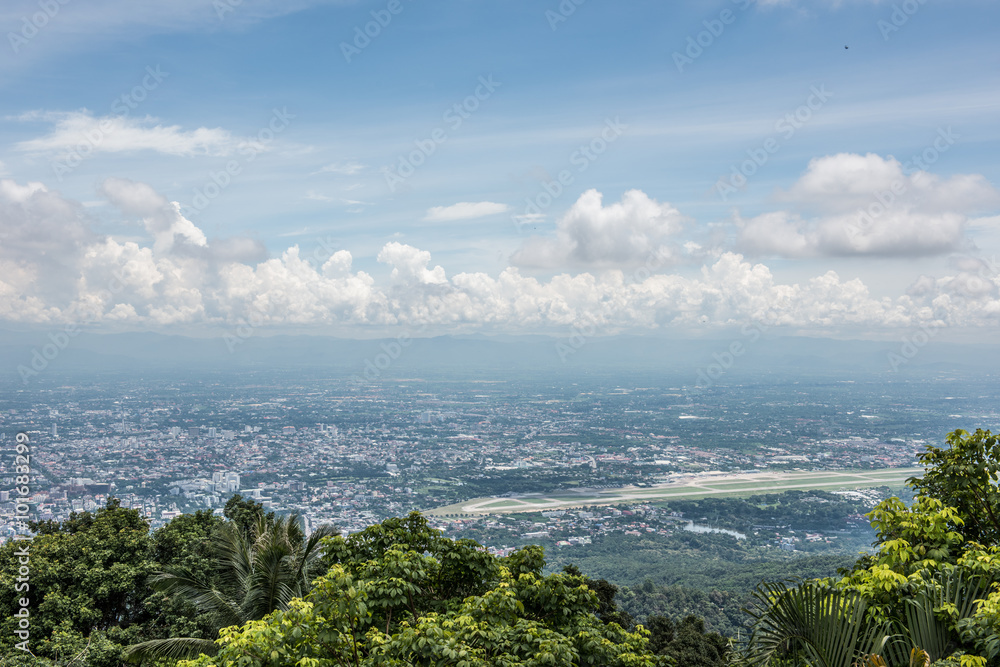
124, 513, 337, 663
738, 567, 995, 667
740, 580, 892, 667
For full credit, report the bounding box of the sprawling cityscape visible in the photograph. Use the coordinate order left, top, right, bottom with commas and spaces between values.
2, 0, 999, 662
4, 369, 995, 550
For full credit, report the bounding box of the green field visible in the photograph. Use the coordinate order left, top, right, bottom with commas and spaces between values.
426, 467, 921, 516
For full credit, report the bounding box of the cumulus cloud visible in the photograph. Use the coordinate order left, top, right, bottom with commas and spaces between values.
378, 242, 447, 285
0, 179, 99, 313
512, 189, 687, 269
739, 153, 1000, 257
100, 177, 208, 254
15, 111, 239, 158
424, 201, 509, 222
2, 178, 1000, 333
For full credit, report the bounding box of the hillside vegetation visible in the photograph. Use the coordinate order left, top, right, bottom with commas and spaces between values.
2, 428, 1000, 666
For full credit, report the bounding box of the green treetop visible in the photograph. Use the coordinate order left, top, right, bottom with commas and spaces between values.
177, 512, 671, 666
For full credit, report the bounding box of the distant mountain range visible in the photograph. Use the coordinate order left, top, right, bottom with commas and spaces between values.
2, 327, 999, 385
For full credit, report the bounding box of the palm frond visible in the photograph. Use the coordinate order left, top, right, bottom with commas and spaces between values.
147, 570, 247, 628
214, 521, 256, 596
122, 637, 218, 663
743, 581, 891, 667
900, 567, 993, 663
129, 512, 334, 665
245, 540, 298, 618
293, 524, 339, 592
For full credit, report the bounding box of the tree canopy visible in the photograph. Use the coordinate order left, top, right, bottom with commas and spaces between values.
737, 429, 1000, 667
10, 429, 1000, 667
176, 512, 671, 666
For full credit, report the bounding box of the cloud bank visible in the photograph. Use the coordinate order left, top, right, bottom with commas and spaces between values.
1, 174, 999, 334
738, 153, 1000, 257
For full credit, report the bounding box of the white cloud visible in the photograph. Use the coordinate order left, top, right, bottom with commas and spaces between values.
0, 178, 99, 313
99, 177, 208, 254
424, 201, 509, 222
15, 111, 240, 158
378, 242, 448, 285
739, 153, 1000, 257
2, 179, 999, 334
512, 189, 687, 268
0, 179, 47, 203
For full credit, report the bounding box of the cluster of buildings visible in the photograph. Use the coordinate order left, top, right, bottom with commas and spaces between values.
0, 377, 936, 543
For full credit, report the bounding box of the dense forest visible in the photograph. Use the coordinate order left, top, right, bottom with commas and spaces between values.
2, 428, 1000, 666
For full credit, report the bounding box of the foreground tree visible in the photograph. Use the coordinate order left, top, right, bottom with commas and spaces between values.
0, 495, 335, 667
907, 429, 1000, 547
0, 499, 154, 667
125, 503, 336, 662
736, 429, 1000, 667
177, 512, 670, 666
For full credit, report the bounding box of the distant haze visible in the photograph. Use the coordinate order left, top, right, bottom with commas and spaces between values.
2, 329, 998, 385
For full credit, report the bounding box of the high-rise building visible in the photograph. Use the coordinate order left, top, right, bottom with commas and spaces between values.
211, 471, 240, 493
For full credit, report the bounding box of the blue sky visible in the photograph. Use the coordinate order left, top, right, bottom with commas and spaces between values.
1, 0, 998, 340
